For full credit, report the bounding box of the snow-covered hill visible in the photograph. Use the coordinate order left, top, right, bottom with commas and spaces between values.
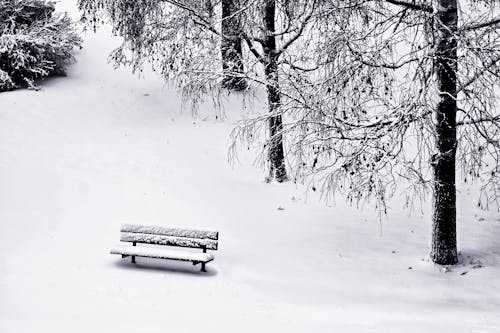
0, 2, 499, 332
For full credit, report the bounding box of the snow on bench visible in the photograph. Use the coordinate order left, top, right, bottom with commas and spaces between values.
110, 244, 214, 263
110, 224, 219, 272
120, 232, 218, 250
121, 224, 218, 240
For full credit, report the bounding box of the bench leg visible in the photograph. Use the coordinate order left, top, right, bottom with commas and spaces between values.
132, 256, 136, 264
201, 262, 206, 272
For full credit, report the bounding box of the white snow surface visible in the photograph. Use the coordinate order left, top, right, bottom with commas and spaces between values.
120, 232, 218, 250
121, 223, 219, 240
110, 244, 214, 262
0, 3, 499, 332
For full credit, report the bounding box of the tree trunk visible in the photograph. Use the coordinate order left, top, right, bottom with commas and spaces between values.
430, 0, 458, 265
264, 0, 287, 182
221, 0, 247, 91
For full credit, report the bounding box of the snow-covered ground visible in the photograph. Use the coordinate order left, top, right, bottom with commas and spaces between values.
1, 3, 499, 332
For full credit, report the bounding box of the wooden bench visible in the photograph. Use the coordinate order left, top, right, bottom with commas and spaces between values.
110, 224, 219, 272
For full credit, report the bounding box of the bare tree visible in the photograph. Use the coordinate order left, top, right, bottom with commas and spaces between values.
78, 0, 318, 182
234, 0, 318, 182
237, 0, 499, 264
261, 0, 287, 181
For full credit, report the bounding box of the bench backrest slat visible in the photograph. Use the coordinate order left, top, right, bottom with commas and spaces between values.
121, 232, 218, 250
121, 224, 218, 240
120, 224, 219, 250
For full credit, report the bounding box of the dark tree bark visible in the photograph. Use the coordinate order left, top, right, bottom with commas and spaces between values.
221, 0, 247, 91
430, 0, 458, 265
263, 0, 287, 182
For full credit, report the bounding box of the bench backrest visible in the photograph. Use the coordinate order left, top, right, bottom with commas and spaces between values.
120, 224, 219, 250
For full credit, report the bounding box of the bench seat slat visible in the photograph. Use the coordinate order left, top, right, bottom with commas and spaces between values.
110, 245, 214, 263
121, 232, 218, 250
121, 224, 218, 240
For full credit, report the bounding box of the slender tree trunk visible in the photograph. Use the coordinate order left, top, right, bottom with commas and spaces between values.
264, 0, 287, 182
221, 0, 247, 91
265, 58, 287, 182
430, 0, 458, 265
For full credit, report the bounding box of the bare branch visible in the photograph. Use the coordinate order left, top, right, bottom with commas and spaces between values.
460, 16, 500, 32
383, 0, 433, 13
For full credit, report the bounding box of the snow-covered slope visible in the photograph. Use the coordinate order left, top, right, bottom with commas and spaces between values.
0, 3, 499, 332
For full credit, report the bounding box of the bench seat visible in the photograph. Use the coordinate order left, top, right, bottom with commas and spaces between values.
110, 244, 214, 263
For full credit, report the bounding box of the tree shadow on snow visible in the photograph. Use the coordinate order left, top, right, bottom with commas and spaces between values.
112, 257, 218, 277
457, 243, 500, 270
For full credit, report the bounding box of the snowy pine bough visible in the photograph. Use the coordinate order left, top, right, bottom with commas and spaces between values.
0, 0, 81, 91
